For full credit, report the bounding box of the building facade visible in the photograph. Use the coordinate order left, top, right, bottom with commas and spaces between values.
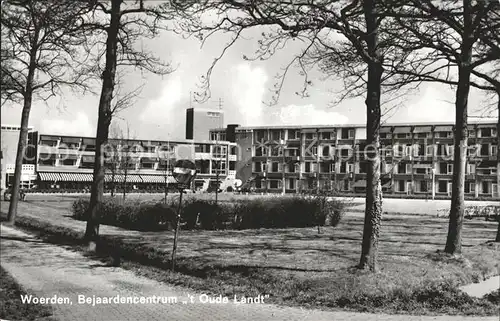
186, 107, 224, 141
1, 124, 36, 190
210, 121, 499, 199
22, 132, 238, 192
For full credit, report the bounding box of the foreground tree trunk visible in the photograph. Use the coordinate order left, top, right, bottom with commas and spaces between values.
444, 1, 474, 255
6, 43, 38, 224
358, 0, 383, 272
496, 96, 500, 242
84, 0, 121, 250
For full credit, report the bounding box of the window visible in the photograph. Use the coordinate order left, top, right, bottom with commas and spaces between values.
481, 128, 492, 137
141, 162, 154, 169
255, 130, 266, 141
343, 180, 349, 191
40, 140, 58, 147
398, 180, 405, 192
482, 181, 489, 194
439, 163, 447, 174
271, 130, 282, 141
254, 162, 263, 172
492, 146, 498, 156
380, 132, 388, 139
305, 132, 315, 140
271, 162, 279, 172
340, 162, 347, 173
287, 163, 296, 173
270, 180, 279, 189
416, 168, 426, 174
341, 128, 354, 139
255, 146, 267, 157
417, 132, 429, 138
288, 178, 295, 189
481, 144, 489, 156
396, 133, 410, 139
447, 164, 453, 174
321, 132, 331, 140
322, 145, 330, 157
39, 159, 55, 166
398, 163, 406, 174
340, 148, 349, 158
61, 159, 76, 166
270, 146, 283, 156
288, 129, 299, 140
229, 161, 236, 170
417, 144, 425, 156
438, 181, 448, 193
305, 162, 312, 173
359, 162, 368, 174
420, 180, 428, 192
465, 182, 475, 194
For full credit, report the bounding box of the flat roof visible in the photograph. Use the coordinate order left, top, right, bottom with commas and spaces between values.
209, 119, 498, 132
35, 132, 235, 145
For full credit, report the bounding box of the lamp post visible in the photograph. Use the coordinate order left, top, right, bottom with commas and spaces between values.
171, 159, 196, 272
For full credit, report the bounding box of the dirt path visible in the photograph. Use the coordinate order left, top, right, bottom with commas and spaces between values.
1, 225, 497, 321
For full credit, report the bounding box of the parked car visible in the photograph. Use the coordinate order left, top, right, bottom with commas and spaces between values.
3, 187, 26, 201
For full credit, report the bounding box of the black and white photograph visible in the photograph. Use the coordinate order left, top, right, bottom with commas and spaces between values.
1, 0, 499, 320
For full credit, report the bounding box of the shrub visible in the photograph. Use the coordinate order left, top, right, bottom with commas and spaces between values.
182, 200, 229, 230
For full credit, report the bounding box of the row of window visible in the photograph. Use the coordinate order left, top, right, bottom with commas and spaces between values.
250, 127, 497, 142
253, 143, 498, 158
253, 160, 497, 176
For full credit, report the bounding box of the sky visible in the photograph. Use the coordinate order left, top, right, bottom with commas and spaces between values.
1, 26, 496, 141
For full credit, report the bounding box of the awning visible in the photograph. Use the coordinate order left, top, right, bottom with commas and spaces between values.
353, 180, 367, 188
393, 127, 411, 134
76, 173, 93, 182
413, 126, 432, 133
105, 174, 124, 183
124, 174, 142, 183
140, 175, 176, 184
380, 127, 392, 133
434, 126, 453, 132
59, 173, 80, 181
38, 172, 62, 181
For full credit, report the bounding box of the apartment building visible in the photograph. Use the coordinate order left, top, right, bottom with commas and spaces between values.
1, 124, 36, 189
19, 132, 238, 191
210, 121, 499, 199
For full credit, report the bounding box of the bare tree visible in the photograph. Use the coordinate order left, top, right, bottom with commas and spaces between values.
1, 0, 93, 224
381, 0, 499, 254
171, 0, 427, 271
82, 0, 176, 251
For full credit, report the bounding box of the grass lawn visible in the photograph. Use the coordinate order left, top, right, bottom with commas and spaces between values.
1, 200, 499, 316
0, 267, 54, 321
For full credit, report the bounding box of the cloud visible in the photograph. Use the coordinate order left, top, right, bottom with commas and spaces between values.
271, 104, 349, 126
40, 112, 94, 136
230, 64, 268, 125
140, 76, 184, 124
400, 85, 455, 122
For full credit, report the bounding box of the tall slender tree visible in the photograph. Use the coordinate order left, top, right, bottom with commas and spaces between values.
382, 0, 499, 254
1, 0, 92, 224
82, 0, 175, 251
172, 0, 420, 271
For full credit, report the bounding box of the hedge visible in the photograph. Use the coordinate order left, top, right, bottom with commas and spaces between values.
71, 196, 347, 232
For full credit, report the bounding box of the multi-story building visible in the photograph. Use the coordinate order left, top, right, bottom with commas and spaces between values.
22, 131, 238, 191
210, 121, 499, 199
186, 107, 224, 141
1, 124, 36, 190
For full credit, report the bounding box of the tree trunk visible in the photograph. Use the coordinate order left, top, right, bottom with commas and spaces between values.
358, 0, 383, 272
496, 95, 500, 242
444, 0, 473, 255
6, 40, 38, 224
171, 189, 183, 272
84, 0, 121, 250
